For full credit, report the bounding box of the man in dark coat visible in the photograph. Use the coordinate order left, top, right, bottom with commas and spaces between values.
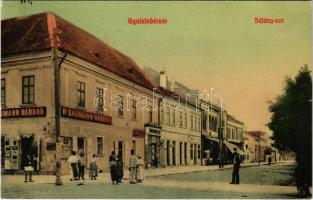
109, 151, 118, 184
116, 155, 124, 183
230, 149, 240, 184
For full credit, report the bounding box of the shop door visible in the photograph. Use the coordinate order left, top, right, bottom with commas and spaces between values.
172, 141, 176, 166
77, 137, 86, 155
118, 141, 124, 164
20, 135, 34, 170
179, 142, 182, 165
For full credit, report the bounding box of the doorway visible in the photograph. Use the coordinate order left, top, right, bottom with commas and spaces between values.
179, 142, 182, 165
118, 141, 124, 163
20, 135, 34, 170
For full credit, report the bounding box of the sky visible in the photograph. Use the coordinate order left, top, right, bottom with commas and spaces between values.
1, 1, 312, 136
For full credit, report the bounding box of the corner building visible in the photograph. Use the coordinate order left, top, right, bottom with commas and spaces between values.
1, 12, 159, 174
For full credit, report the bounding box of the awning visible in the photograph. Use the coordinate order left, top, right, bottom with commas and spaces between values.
224, 141, 245, 155
206, 137, 219, 143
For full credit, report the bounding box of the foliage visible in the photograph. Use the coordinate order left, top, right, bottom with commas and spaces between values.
268, 65, 312, 197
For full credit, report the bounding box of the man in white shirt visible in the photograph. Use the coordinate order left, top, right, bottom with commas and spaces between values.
68, 151, 79, 181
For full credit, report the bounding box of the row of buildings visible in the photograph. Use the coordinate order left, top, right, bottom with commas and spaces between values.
1, 12, 276, 174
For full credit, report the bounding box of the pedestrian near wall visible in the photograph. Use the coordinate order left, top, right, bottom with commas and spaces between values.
116, 155, 124, 183
68, 151, 79, 181
268, 156, 272, 165
136, 155, 144, 183
89, 154, 98, 180
78, 152, 86, 180
24, 155, 34, 183
129, 149, 137, 184
109, 151, 118, 185
230, 149, 240, 184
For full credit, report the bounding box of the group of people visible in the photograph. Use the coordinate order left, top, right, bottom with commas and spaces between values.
109, 151, 124, 184
68, 151, 98, 181
129, 149, 144, 184
109, 149, 144, 185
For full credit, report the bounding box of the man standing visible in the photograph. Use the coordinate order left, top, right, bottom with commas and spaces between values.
68, 151, 79, 181
129, 149, 137, 184
230, 149, 240, 184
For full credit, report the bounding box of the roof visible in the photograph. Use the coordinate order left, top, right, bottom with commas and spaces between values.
157, 86, 202, 110
2, 12, 155, 90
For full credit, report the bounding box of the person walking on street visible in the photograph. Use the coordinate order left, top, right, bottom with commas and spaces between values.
268, 156, 272, 165
129, 149, 137, 184
230, 149, 240, 184
116, 155, 124, 183
78, 152, 86, 180
219, 154, 225, 169
68, 151, 79, 181
109, 151, 118, 185
24, 155, 34, 183
136, 155, 144, 183
89, 154, 98, 180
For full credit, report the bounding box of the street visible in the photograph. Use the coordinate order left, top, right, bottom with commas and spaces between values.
1, 163, 298, 199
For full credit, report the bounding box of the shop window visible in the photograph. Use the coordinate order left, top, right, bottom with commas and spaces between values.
22, 75, 35, 104
96, 137, 104, 156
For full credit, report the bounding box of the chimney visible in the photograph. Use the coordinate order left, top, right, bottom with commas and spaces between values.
160, 71, 167, 88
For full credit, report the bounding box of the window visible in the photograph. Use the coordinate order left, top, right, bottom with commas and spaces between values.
179, 111, 183, 128
167, 107, 170, 125
96, 137, 104, 156
195, 117, 197, 131
132, 100, 137, 120
77, 81, 85, 107
172, 108, 175, 126
185, 113, 187, 128
191, 115, 193, 130
22, 76, 35, 104
148, 105, 153, 123
1, 79, 5, 106
190, 144, 193, 159
96, 88, 104, 110
118, 95, 124, 116
198, 118, 201, 131
160, 106, 164, 123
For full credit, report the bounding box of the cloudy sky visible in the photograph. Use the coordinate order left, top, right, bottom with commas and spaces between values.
2, 1, 312, 135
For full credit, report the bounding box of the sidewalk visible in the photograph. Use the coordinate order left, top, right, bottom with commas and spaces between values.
1, 161, 295, 185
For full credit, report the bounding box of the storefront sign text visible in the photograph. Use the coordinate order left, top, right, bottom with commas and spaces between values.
1, 107, 46, 118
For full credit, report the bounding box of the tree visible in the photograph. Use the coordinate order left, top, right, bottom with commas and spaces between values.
268, 65, 312, 198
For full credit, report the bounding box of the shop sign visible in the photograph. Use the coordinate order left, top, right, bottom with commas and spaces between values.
61, 106, 112, 125
1, 107, 46, 118
133, 129, 145, 138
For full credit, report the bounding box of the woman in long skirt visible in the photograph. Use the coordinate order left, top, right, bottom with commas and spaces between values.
89, 154, 97, 180
136, 155, 144, 183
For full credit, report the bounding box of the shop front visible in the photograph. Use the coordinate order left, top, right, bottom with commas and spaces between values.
144, 124, 161, 168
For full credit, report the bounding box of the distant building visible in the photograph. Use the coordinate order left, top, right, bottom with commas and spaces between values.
143, 68, 202, 167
